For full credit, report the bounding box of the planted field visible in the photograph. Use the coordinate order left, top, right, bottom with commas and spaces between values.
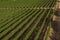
0, 0, 56, 40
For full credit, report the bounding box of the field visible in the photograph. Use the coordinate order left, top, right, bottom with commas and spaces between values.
0, 0, 56, 40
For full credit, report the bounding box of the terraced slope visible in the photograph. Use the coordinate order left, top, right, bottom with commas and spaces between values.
0, 0, 56, 40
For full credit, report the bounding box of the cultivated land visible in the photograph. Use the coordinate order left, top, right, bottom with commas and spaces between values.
0, 0, 56, 40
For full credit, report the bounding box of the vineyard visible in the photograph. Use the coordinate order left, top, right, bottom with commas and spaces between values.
0, 0, 56, 40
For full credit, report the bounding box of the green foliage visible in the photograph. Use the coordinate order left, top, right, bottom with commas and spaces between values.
0, 0, 56, 40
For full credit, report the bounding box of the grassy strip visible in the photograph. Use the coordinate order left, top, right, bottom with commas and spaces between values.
0, 9, 37, 40
23, 9, 47, 40
0, 8, 26, 28
39, 0, 47, 7
34, 9, 51, 40
0, 9, 33, 38
12, 9, 43, 40
0, 9, 30, 32
44, 21, 51, 40
42, 0, 50, 7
